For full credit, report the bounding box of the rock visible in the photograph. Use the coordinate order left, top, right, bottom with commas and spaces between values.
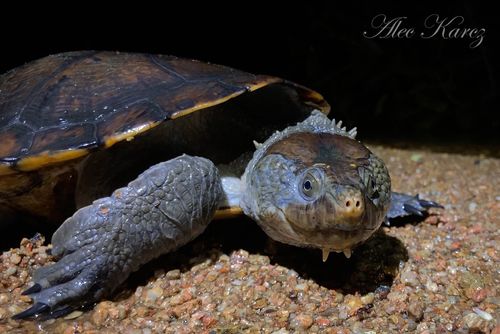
361, 293, 375, 305
401, 270, 420, 287
165, 269, 181, 280
253, 298, 267, 309
91, 302, 110, 326
408, 298, 424, 321
425, 279, 439, 292
145, 286, 163, 303
461, 312, 488, 332
10, 254, 21, 265
4, 267, 16, 276
468, 202, 477, 213
290, 313, 313, 329
472, 307, 493, 321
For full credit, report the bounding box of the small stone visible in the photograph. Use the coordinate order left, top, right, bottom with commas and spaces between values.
135, 306, 149, 318
462, 312, 488, 331
4, 267, 16, 276
345, 294, 363, 314
291, 313, 313, 329
165, 269, 180, 280
425, 279, 439, 292
206, 270, 218, 281
145, 286, 163, 303
374, 285, 390, 300
401, 270, 420, 287
460, 272, 485, 301
253, 298, 267, 309
468, 202, 477, 212
425, 215, 439, 225
449, 241, 461, 251
0, 293, 8, 304
271, 329, 289, 334
471, 288, 488, 303
91, 302, 110, 326
316, 317, 330, 327
472, 307, 493, 321
408, 299, 424, 321
10, 253, 21, 265
410, 153, 423, 162
202, 314, 217, 328
361, 293, 374, 305
108, 304, 127, 320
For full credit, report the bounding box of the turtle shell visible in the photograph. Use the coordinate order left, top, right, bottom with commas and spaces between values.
0, 51, 329, 223
0, 51, 328, 175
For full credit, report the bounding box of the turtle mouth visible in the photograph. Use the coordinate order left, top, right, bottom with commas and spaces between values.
283, 212, 377, 233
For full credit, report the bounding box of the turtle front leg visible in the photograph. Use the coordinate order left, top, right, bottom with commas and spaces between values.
13, 155, 222, 320
386, 192, 443, 223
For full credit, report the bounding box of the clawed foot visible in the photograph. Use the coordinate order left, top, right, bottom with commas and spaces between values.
13, 198, 126, 320
386, 192, 443, 224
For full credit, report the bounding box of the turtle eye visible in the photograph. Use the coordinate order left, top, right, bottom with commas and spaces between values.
299, 168, 323, 201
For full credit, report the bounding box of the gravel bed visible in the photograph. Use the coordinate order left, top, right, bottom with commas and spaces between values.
0, 145, 498, 333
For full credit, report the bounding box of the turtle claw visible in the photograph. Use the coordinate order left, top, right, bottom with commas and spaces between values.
403, 203, 424, 216
387, 192, 443, 221
12, 302, 49, 320
21, 283, 42, 295
418, 198, 444, 209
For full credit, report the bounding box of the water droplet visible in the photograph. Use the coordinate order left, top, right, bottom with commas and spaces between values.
103, 106, 109, 110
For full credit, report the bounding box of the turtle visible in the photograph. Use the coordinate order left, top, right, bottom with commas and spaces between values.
0, 51, 441, 320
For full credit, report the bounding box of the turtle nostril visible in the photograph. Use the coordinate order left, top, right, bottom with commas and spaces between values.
345, 200, 351, 207
355, 200, 360, 207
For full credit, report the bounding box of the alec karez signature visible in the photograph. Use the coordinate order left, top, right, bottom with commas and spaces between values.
363, 14, 485, 48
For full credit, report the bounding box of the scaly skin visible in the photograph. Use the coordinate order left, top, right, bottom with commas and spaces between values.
13, 155, 222, 319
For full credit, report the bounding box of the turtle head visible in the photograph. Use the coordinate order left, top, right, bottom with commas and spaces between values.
241, 111, 391, 260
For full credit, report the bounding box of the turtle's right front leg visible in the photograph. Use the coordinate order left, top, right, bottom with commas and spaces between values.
13, 155, 222, 320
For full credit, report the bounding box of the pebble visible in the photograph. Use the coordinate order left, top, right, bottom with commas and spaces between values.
91, 302, 110, 326
425, 279, 439, 292
401, 270, 420, 287
473, 307, 493, 321
4, 267, 16, 276
165, 269, 180, 280
290, 313, 313, 329
10, 253, 21, 265
462, 312, 489, 331
145, 286, 163, 303
408, 299, 424, 321
361, 292, 375, 304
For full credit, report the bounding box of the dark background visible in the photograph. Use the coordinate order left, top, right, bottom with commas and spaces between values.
0, 2, 498, 146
